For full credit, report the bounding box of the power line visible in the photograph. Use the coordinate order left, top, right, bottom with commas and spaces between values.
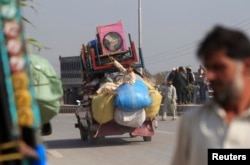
144, 18, 250, 64
232, 18, 250, 28
144, 41, 198, 61
145, 49, 194, 65
145, 49, 194, 64
144, 45, 196, 62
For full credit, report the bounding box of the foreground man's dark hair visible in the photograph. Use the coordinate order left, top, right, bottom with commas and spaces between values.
197, 25, 250, 60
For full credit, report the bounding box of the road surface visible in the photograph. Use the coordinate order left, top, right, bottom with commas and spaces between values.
42, 114, 180, 165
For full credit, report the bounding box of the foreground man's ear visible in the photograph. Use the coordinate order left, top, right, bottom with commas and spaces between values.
244, 58, 250, 76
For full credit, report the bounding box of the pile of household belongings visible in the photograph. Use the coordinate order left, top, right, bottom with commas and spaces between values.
89, 72, 162, 128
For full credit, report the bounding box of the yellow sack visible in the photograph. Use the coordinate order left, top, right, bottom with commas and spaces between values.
143, 80, 155, 90
92, 93, 115, 124
145, 90, 162, 117
143, 80, 162, 117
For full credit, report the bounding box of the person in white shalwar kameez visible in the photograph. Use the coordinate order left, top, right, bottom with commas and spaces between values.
162, 80, 177, 120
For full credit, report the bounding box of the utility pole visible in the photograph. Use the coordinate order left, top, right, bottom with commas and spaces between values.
138, 0, 145, 69
138, 0, 142, 50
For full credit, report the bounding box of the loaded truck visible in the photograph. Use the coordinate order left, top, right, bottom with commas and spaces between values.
60, 21, 162, 144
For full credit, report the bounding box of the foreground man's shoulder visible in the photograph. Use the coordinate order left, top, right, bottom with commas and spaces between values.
182, 101, 216, 120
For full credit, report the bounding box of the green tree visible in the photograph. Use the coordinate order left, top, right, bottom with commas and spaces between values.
153, 71, 168, 85
20, 0, 47, 52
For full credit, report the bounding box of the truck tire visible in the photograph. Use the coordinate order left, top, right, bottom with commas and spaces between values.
143, 136, 152, 142
87, 124, 97, 144
79, 125, 88, 141
129, 133, 137, 138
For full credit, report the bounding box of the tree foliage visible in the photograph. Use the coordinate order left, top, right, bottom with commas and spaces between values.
153, 71, 168, 85
20, 0, 47, 52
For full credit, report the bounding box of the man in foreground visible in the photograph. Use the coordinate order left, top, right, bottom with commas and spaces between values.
171, 25, 250, 165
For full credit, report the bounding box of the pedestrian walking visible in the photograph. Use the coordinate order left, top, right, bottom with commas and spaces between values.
172, 67, 187, 104
196, 66, 208, 103
165, 67, 176, 82
162, 80, 177, 120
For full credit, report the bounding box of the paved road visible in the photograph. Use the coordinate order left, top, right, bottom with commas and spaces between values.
42, 114, 181, 165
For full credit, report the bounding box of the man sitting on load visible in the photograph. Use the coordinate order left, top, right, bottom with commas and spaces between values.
109, 56, 136, 84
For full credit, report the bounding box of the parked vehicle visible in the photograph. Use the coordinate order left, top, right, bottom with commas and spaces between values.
59, 56, 83, 105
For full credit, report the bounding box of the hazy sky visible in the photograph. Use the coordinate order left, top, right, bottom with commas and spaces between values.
23, 0, 250, 75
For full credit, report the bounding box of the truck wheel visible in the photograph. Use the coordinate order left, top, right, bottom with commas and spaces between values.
87, 125, 97, 144
41, 122, 52, 136
143, 136, 152, 142
79, 125, 88, 141
129, 133, 137, 138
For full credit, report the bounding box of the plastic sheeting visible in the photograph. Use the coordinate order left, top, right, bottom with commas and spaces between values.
114, 107, 145, 128
114, 80, 152, 111
29, 54, 63, 125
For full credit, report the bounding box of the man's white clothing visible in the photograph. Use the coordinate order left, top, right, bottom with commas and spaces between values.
171, 101, 250, 165
113, 60, 136, 84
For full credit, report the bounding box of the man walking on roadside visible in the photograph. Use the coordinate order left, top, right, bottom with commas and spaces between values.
162, 80, 177, 120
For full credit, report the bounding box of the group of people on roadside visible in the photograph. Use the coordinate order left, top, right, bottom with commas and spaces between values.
165, 65, 210, 105
158, 64, 210, 121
